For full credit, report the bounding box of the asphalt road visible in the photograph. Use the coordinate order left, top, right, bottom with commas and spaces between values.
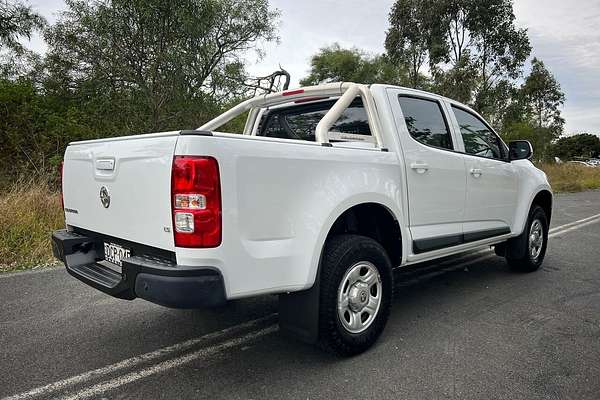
2, 191, 600, 400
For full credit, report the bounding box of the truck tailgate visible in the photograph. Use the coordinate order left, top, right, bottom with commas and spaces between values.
62, 133, 179, 251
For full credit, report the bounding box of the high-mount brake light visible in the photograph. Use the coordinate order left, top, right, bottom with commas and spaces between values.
171, 156, 222, 248
282, 89, 304, 96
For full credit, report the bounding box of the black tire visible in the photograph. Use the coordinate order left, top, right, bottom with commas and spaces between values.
506, 205, 548, 272
318, 234, 393, 356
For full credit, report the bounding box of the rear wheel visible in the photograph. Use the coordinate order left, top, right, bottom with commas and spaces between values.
318, 234, 393, 356
506, 205, 548, 272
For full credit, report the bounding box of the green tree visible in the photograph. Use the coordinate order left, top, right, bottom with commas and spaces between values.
0, 0, 45, 54
432, 0, 530, 114
520, 57, 565, 134
0, 0, 280, 182
385, 0, 431, 88
467, 0, 531, 114
430, 53, 478, 104
502, 122, 556, 162
300, 43, 409, 86
44, 0, 279, 132
0, 0, 46, 77
501, 58, 565, 160
550, 134, 600, 161
0, 78, 89, 179
385, 0, 531, 122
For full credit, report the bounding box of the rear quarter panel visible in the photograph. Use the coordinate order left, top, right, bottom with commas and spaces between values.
175, 133, 405, 298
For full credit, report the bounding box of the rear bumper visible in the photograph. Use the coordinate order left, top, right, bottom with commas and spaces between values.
51, 229, 226, 308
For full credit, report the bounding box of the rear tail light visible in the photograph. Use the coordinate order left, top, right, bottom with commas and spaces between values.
171, 156, 222, 247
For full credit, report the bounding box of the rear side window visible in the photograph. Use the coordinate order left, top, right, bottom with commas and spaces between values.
258, 99, 371, 141
398, 96, 453, 150
452, 106, 505, 160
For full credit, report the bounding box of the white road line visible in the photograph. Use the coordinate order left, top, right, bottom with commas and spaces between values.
1, 315, 276, 400
549, 212, 600, 234
60, 325, 279, 400
4, 212, 600, 400
549, 216, 600, 237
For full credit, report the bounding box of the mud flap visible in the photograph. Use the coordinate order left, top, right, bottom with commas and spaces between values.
494, 242, 507, 257
278, 277, 320, 344
506, 232, 528, 259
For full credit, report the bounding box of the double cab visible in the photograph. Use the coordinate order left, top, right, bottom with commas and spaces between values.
52, 82, 552, 355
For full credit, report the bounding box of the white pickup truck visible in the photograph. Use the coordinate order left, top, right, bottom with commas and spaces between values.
52, 82, 552, 355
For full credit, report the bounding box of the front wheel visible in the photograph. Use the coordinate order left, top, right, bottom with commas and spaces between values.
506, 205, 548, 272
318, 234, 393, 356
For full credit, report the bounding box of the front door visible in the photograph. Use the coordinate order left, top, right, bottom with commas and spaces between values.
387, 89, 467, 254
449, 104, 518, 238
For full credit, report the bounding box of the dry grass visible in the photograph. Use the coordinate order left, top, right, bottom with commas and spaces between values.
0, 180, 64, 272
539, 163, 600, 193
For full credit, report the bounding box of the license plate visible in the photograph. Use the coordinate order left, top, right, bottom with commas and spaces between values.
104, 242, 131, 267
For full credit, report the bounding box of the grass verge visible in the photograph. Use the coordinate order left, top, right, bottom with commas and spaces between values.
539, 163, 600, 192
0, 180, 64, 273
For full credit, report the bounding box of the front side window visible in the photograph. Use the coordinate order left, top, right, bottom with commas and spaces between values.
452, 106, 504, 160
397, 96, 453, 150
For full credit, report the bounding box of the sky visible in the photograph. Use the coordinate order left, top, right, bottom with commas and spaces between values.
23, 0, 600, 135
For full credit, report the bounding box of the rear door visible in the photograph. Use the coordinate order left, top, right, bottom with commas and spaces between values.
62, 133, 179, 251
448, 104, 518, 237
387, 89, 467, 254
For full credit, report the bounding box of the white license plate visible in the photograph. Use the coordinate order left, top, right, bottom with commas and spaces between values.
104, 242, 131, 267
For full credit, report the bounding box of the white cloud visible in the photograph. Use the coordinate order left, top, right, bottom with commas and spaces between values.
513, 0, 600, 134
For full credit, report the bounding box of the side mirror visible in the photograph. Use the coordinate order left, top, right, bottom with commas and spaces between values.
508, 140, 533, 161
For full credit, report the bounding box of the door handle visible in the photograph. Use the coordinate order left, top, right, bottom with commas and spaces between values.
470, 168, 483, 178
410, 162, 429, 174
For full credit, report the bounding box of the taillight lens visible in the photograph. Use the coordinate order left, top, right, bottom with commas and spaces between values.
171, 156, 221, 247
